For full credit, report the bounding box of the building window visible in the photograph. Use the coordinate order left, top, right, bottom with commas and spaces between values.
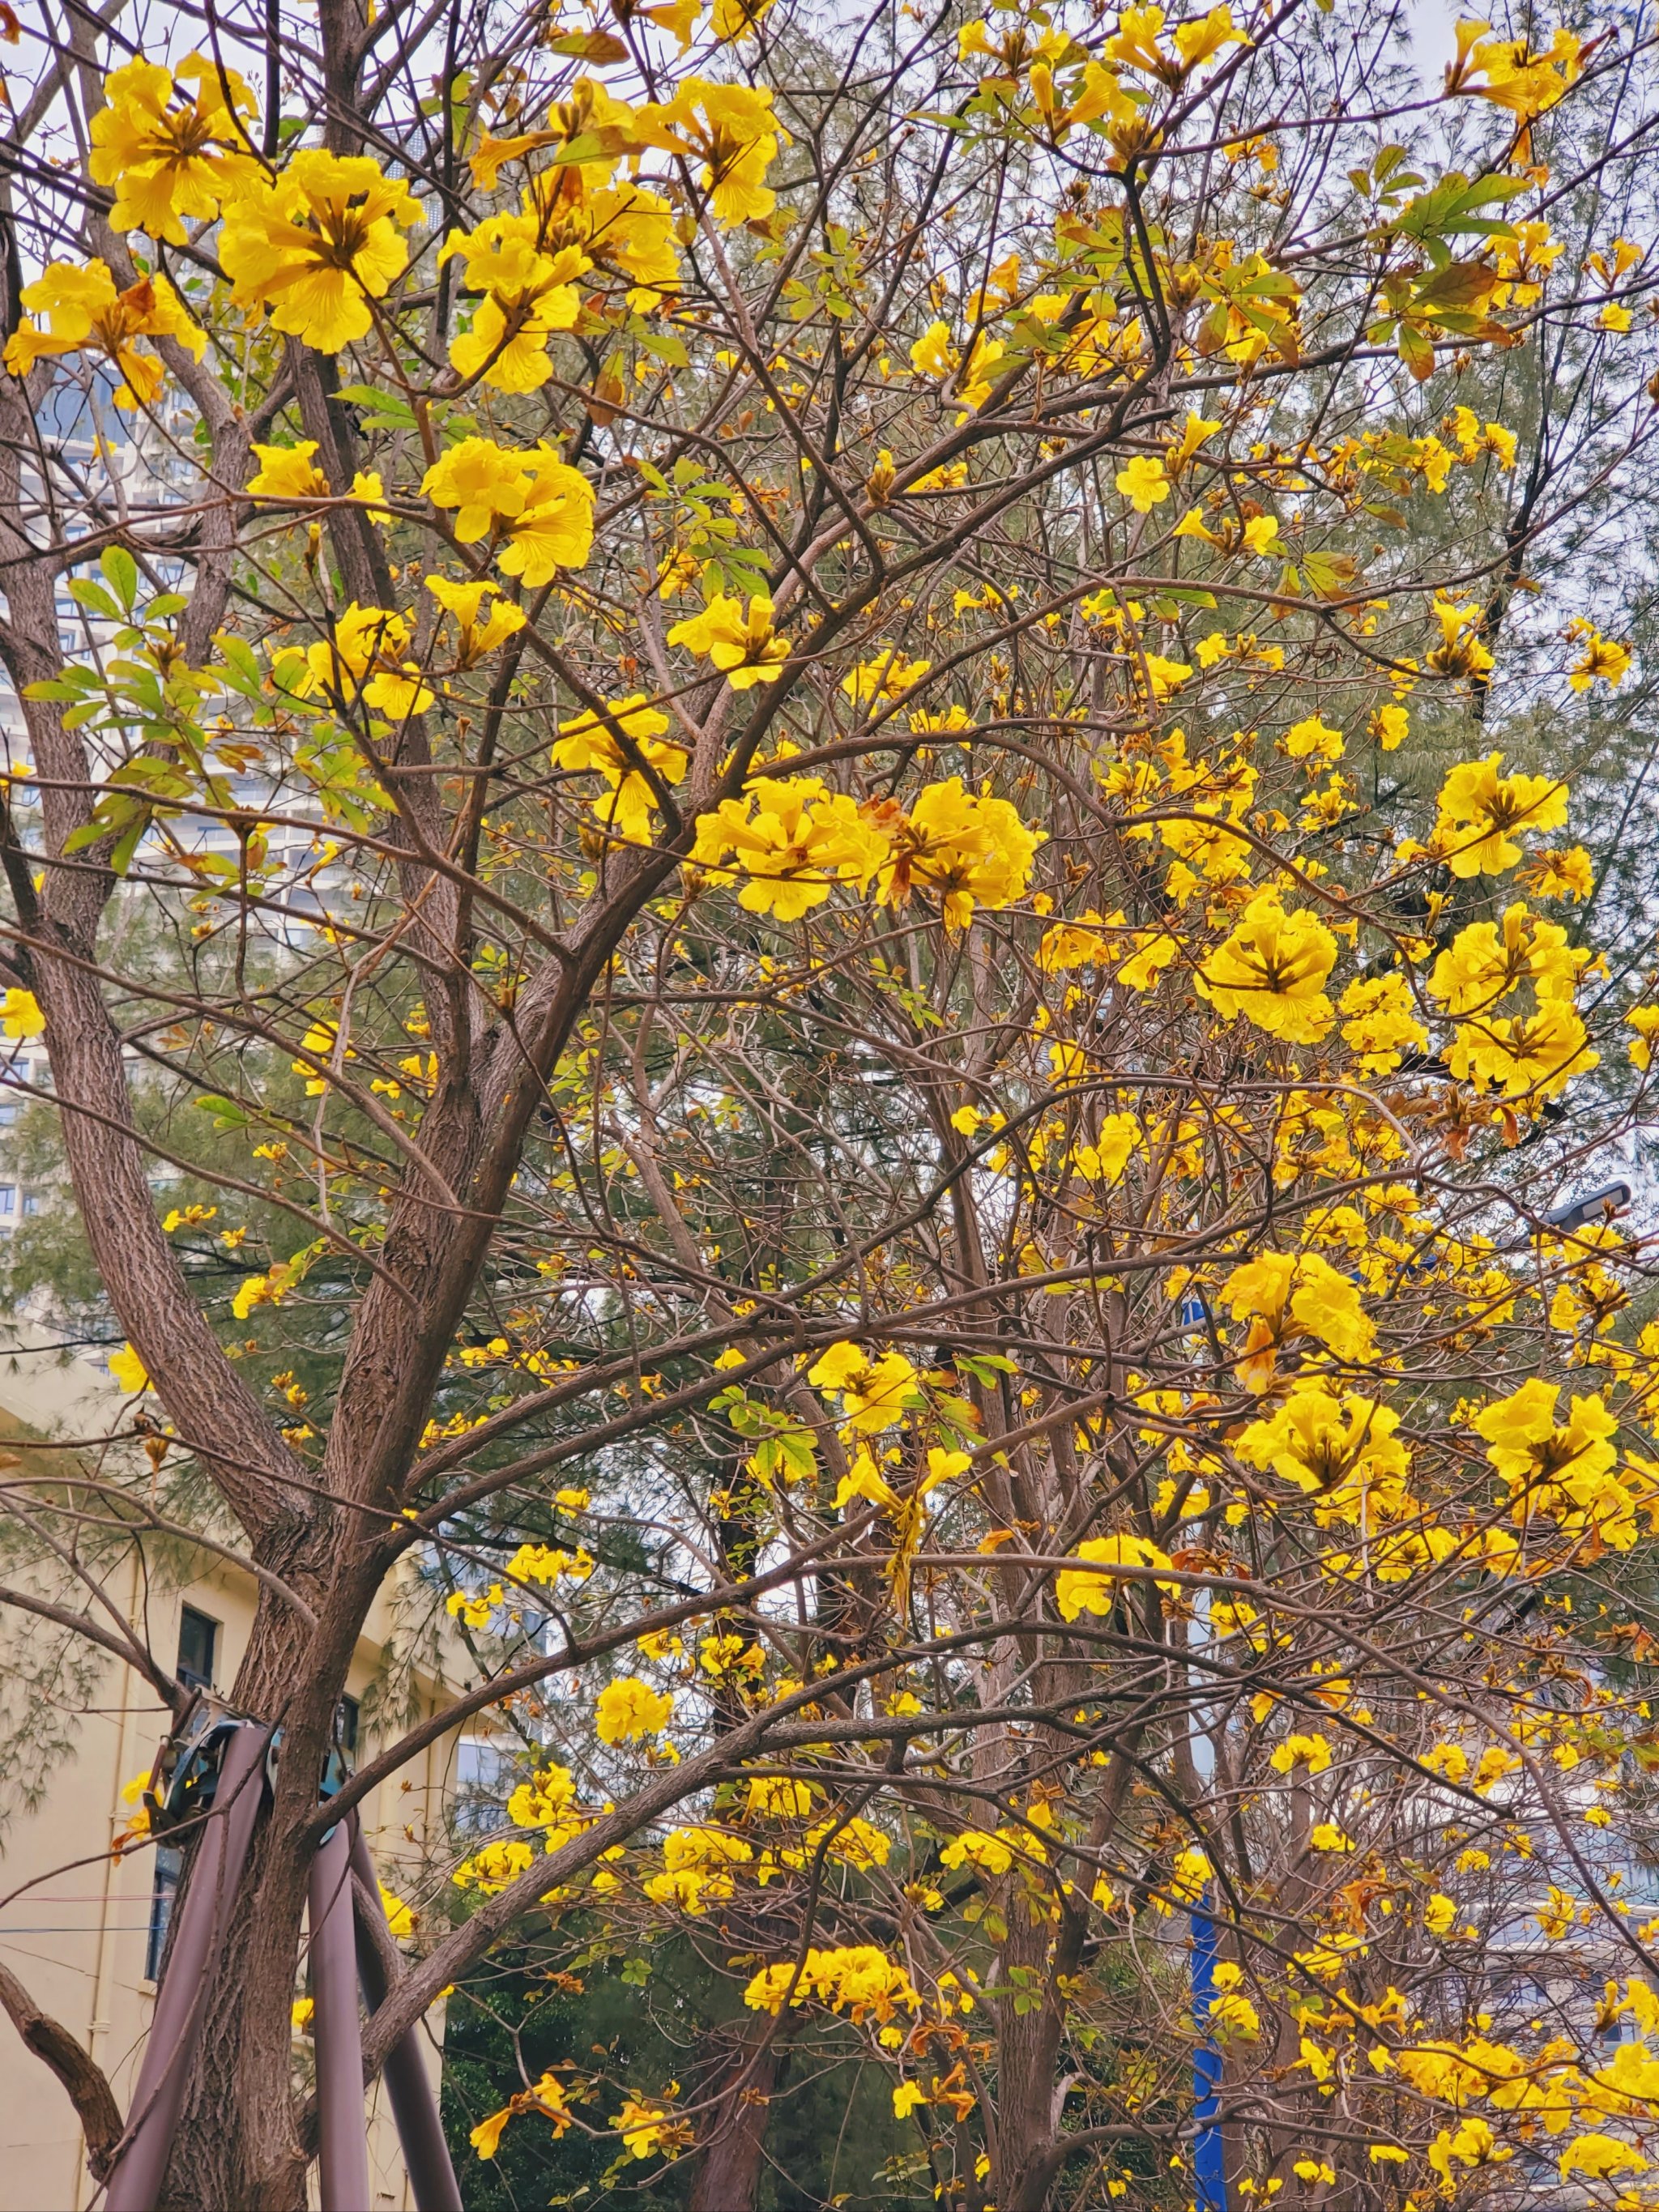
336, 1694, 359, 1760
145, 1846, 180, 1983
176, 1605, 217, 1694
146, 1609, 220, 1980
19, 1191, 38, 1216
0, 1187, 13, 1215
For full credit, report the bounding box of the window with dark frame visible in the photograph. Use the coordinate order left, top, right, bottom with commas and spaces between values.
175, 1605, 217, 1694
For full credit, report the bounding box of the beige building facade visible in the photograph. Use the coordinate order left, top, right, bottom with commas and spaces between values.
0, 1339, 466, 2211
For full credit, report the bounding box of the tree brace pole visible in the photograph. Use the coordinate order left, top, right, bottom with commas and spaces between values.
104, 1724, 271, 2212
311, 1818, 373, 2212
348, 1813, 462, 2212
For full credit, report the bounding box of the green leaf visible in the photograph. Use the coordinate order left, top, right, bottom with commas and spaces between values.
636, 329, 689, 367
67, 580, 122, 620
215, 634, 264, 695
955, 1350, 1017, 1384
333, 381, 418, 432
100, 544, 139, 614
194, 1093, 250, 1131
544, 130, 608, 169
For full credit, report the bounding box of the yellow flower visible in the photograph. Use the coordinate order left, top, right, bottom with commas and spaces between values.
421, 437, 534, 541
218, 150, 423, 352
1235, 1380, 1406, 1505
89, 53, 258, 243
1535, 1884, 1576, 1940
668, 592, 791, 688
497, 452, 595, 583
506, 1764, 577, 1827
301, 603, 433, 720
877, 777, 1043, 931
833, 1448, 900, 1511
1473, 1379, 1617, 1495
1565, 616, 1631, 691
531, 2073, 574, 2137
1421, 599, 1491, 681
1627, 1004, 1659, 1071
1447, 999, 1596, 1100
1036, 909, 1124, 973
638, 78, 782, 224
378, 1883, 415, 1937
1371, 702, 1409, 750
746, 1774, 814, 1818
246, 441, 330, 501
1448, 408, 1520, 469
1559, 2133, 1648, 2181
1434, 752, 1568, 877
1115, 454, 1171, 512
1107, 3, 1244, 83
1, 987, 44, 1038
469, 2106, 514, 2161
1116, 928, 1180, 991
808, 1340, 922, 1432
612, 2095, 678, 2160
1269, 1731, 1332, 1775
595, 1675, 674, 1743
691, 774, 891, 918
744, 1944, 919, 2020
291, 1997, 315, 2033
553, 695, 687, 842
712, 0, 774, 37
1429, 902, 1584, 1016
1422, 1891, 1457, 1935
442, 215, 590, 392
424, 575, 527, 667
1167, 409, 1222, 467
1448, 21, 1584, 123
842, 649, 932, 705
1220, 1251, 1375, 1387
1521, 844, 1594, 901
1283, 714, 1343, 762
109, 1343, 151, 1395
1197, 889, 1337, 1042
1054, 1533, 1176, 1618
1338, 972, 1427, 1074
910, 319, 957, 381
1072, 1112, 1142, 1185
3, 261, 205, 409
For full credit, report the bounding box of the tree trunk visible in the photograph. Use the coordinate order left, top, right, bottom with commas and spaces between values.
992, 1902, 1073, 2212
687, 2020, 783, 2212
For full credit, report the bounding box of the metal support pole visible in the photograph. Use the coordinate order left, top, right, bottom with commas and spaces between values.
310, 1821, 373, 2212
104, 1724, 270, 2212
347, 1815, 462, 2212
1190, 1896, 1229, 2212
